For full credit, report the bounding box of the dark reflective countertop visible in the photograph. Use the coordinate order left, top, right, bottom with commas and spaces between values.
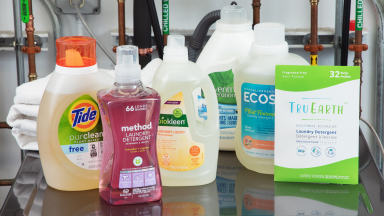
1, 129, 384, 216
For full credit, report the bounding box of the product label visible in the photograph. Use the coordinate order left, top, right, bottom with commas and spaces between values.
198, 69, 238, 141
242, 188, 274, 215
241, 83, 275, 159
58, 94, 103, 170
157, 92, 205, 171
108, 102, 159, 191
274, 65, 360, 185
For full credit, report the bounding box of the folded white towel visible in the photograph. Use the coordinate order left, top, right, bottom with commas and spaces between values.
7, 59, 162, 150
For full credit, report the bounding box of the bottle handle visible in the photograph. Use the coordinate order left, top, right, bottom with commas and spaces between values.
184, 76, 219, 139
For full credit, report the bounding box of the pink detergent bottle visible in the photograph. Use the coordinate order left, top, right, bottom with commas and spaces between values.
97, 45, 162, 205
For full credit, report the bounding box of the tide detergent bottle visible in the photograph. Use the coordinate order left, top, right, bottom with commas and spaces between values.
196, 4, 254, 151
152, 35, 220, 186
37, 36, 114, 191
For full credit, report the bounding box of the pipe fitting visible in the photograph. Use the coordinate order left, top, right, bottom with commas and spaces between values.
310, 0, 319, 5
139, 48, 154, 56
28, 73, 37, 81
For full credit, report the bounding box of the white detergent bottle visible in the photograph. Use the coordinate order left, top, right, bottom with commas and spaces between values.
234, 23, 309, 174
152, 35, 220, 186
37, 36, 114, 191
195, 4, 254, 151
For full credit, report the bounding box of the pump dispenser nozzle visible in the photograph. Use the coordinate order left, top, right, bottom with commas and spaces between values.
163, 35, 188, 63
115, 45, 141, 83
220, 5, 247, 24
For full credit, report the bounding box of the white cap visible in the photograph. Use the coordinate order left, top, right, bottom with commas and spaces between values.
251, 23, 289, 55
220, 5, 247, 24
163, 35, 188, 63
115, 45, 141, 83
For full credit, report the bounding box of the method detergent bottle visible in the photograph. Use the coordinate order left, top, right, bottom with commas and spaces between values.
152, 35, 220, 186
196, 4, 254, 151
234, 23, 309, 174
98, 46, 162, 205
37, 36, 114, 191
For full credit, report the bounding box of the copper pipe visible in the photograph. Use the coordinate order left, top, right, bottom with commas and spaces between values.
355, 30, 363, 117
26, 0, 37, 81
310, 0, 318, 56
0, 122, 12, 129
163, 34, 168, 46
252, 0, 261, 26
118, 0, 126, 46
0, 179, 14, 186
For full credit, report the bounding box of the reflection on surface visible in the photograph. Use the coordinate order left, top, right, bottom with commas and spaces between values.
100, 199, 162, 216
235, 167, 274, 216
216, 151, 243, 215
42, 186, 100, 216
275, 182, 359, 216
162, 181, 219, 216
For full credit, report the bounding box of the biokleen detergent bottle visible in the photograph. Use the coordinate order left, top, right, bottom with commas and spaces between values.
37, 36, 114, 191
234, 23, 309, 174
98, 45, 162, 205
152, 35, 220, 186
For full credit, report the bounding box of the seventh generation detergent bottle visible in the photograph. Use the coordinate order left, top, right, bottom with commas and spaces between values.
152, 35, 220, 186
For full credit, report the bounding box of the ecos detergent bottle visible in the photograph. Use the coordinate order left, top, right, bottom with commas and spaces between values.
234, 23, 309, 174
196, 4, 254, 151
37, 36, 114, 191
152, 35, 220, 186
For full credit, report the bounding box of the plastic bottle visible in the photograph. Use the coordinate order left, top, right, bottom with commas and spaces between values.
152, 35, 220, 186
195, 4, 254, 151
234, 23, 309, 174
97, 45, 162, 205
37, 36, 114, 191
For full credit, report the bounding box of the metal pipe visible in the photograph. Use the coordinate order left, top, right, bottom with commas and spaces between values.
39, 0, 62, 46
0, 122, 12, 129
147, 0, 164, 60
13, 0, 25, 85
252, 0, 261, 26
134, 0, 153, 67
368, 0, 384, 172
118, 0, 126, 46
341, 0, 352, 66
334, 0, 343, 66
304, 0, 323, 65
26, 0, 37, 81
0, 179, 14, 186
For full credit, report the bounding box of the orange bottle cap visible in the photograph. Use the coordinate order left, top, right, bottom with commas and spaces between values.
56, 36, 97, 67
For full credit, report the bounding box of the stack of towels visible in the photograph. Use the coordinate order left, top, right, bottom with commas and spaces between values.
6, 59, 162, 150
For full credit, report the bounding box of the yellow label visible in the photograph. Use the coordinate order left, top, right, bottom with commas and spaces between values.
310, 55, 318, 66
163, 202, 205, 216
157, 92, 205, 171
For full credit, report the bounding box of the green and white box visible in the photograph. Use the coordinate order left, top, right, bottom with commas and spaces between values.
274, 65, 360, 184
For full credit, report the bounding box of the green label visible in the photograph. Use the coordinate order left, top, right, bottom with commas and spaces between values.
58, 94, 103, 145
58, 94, 103, 170
159, 113, 188, 127
275, 65, 360, 92
162, 0, 169, 34
356, 0, 363, 31
202, 69, 236, 104
20, 0, 29, 23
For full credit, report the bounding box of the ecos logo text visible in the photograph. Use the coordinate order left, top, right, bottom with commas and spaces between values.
68, 100, 99, 132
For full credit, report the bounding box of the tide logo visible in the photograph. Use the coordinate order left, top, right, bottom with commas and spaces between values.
68, 100, 99, 132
